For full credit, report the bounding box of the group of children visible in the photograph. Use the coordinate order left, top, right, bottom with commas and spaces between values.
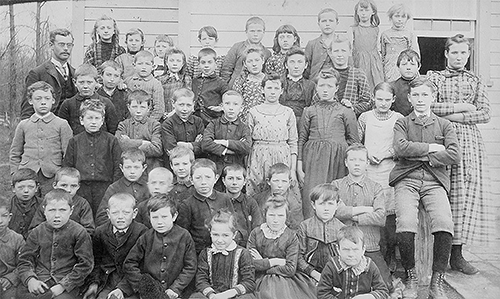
3, 1, 480, 299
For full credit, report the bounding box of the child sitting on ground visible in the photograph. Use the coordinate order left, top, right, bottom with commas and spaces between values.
95, 148, 150, 226
116, 89, 163, 171
8, 169, 41, 239
29, 167, 95, 235
124, 194, 197, 299
190, 210, 256, 299
221, 164, 263, 247
297, 184, 345, 284
317, 225, 389, 299
0, 196, 26, 299
17, 189, 94, 299
63, 99, 122, 216
58, 63, 119, 135
83, 193, 148, 299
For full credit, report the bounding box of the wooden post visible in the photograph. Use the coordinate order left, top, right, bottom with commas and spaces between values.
416, 202, 433, 286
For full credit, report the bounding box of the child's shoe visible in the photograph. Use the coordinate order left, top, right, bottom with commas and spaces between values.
402, 268, 418, 299
428, 271, 447, 299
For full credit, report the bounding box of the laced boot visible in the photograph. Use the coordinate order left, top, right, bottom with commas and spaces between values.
428, 271, 447, 299
402, 267, 418, 299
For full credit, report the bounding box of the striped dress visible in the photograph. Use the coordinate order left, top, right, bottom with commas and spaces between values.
427, 68, 495, 245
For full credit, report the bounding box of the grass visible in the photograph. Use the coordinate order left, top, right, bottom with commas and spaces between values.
0, 126, 12, 194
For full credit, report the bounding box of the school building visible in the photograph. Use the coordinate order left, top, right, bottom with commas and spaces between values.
71, 0, 500, 196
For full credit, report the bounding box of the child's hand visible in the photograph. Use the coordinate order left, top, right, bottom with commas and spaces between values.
214, 139, 229, 147
195, 134, 203, 142
249, 248, 263, 260
296, 168, 305, 187
140, 140, 152, 148
120, 135, 130, 140
107, 288, 124, 299
50, 284, 65, 297
82, 283, 98, 299
165, 288, 179, 299
269, 258, 286, 267
369, 155, 382, 165
27, 278, 49, 295
0, 277, 12, 291
208, 105, 223, 112
226, 149, 236, 155
340, 98, 353, 108
428, 143, 445, 153
117, 82, 127, 90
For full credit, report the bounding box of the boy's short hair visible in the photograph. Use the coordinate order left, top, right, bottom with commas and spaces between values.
108, 192, 136, 209
0, 196, 10, 212
27, 81, 54, 100
43, 189, 73, 207
198, 26, 218, 41
314, 69, 340, 84
197, 47, 217, 61
155, 34, 174, 47
121, 148, 146, 164
243, 46, 265, 61
285, 47, 308, 63
191, 158, 217, 176
12, 168, 38, 187
396, 49, 421, 67
147, 193, 177, 215
262, 195, 288, 216
126, 27, 145, 42
222, 90, 244, 104
245, 16, 265, 31
317, 8, 339, 22
261, 73, 283, 89
409, 76, 437, 93
134, 50, 154, 63
338, 225, 365, 247
127, 89, 151, 106
345, 143, 369, 159
267, 163, 290, 180
221, 164, 246, 179
54, 167, 81, 184
49, 28, 73, 43
445, 33, 472, 52
80, 99, 106, 118
75, 64, 99, 80
99, 60, 123, 76
310, 183, 340, 204
206, 208, 238, 233
387, 3, 411, 20
172, 88, 195, 103
332, 35, 352, 51
169, 145, 195, 162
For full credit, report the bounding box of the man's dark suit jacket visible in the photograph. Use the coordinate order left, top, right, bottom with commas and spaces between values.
21, 60, 77, 119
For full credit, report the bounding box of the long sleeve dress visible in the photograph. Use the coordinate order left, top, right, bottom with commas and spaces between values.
427, 68, 495, 245
380, 28, 420, 82
298, 101, 359, 218
352, 25, 384, 89
246, 104, 298, 197
247, 224, 316, 299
